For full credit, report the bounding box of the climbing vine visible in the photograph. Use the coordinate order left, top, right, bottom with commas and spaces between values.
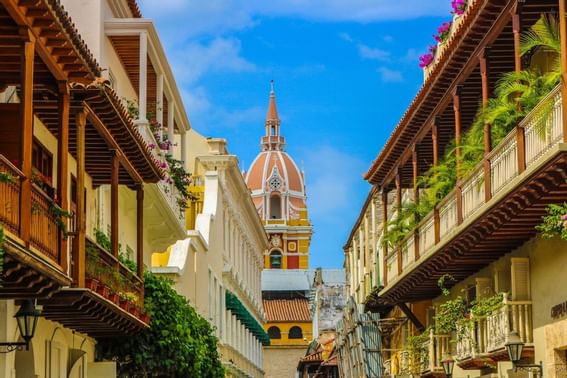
535, 202, 567, 240
405, 328, 431, 374
97, 271, 224, 377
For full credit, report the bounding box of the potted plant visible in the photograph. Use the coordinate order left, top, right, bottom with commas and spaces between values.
96, 283, 110, 298
85, 277, 99, 291
140, 312, 150, 324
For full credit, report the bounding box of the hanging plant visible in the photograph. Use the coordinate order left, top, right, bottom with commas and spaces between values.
470, 293, 504, 318
164, 154, 195, 211
49, 203, 72, 239
451, 0, 468, 16
434, 21, 452, 44
97, 271, 225, 377
536, 203, 567, 240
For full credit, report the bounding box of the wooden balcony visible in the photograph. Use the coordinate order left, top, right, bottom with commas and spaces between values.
456, 298, 533, 369
40, 238, 149, 337
0, 155, 70, 298
380, 87, 567, 303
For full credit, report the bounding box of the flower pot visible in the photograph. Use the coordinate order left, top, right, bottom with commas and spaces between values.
96, 284, 110, 298
108, 293, 119, 304
119, 298, 129, 310
85, 278, 99, 292
128, 305, 140, 317
140, 313, 150, 324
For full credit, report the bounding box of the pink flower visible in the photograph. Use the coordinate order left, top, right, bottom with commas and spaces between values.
451, 0, 467, 15
562, 214, 567, 220
419, 53, 434, 68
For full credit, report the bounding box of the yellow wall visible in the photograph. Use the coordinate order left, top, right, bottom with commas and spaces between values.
265, 321, 313, 346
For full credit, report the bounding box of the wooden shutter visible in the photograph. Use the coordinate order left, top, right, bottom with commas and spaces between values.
494, 266, 511, 295
511, 257, 531, 301
475, 277, 493, 298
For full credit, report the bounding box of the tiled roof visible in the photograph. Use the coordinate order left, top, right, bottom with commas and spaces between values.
263, 298, 311, 322
127, 0, 142, 18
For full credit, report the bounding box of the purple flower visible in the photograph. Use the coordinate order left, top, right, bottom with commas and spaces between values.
419, 53, 434, 68
148, 143, 156, 150
562, 214, 567, 221
451, 0, 467, 15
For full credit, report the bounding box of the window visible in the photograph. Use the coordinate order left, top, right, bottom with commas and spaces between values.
32, 138, 54, 196
270, 250, 282, 269
270, 194, 282, 219
267, 326, 281, 339
289, 326, 303, 339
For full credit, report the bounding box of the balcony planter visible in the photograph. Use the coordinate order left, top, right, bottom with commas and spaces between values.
85, 278, 99, 292
119, 298, 129, 311
140, 313, 150, 324
128, 304, 140, 317
96, 284, 110, 298
108, 292, 119, 305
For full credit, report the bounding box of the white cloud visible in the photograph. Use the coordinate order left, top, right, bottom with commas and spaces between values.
377, 67, 404, 82
170, 37, 255, 84
358, 44, 390, 61
139, 0, 448, 38
301, 146, 366, 220
339, 32, 354, 42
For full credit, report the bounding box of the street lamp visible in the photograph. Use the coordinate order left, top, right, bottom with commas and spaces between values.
0, 300, 41, 352
505, 331, 543, 376
441, 354, 455, 378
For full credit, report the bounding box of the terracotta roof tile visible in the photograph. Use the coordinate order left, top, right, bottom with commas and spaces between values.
263, 298, 311, 322
127, 0, 143, 18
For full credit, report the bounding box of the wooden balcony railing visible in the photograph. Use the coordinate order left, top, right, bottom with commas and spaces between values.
455, 298, 533, 363
0, 155, 22, 235
85, 237, 143, 307
0, 154, 63, 266
383, 86, 564, 286
30, 185, 60, 262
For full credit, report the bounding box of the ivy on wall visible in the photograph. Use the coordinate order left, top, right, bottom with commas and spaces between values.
97, 271, 224, 377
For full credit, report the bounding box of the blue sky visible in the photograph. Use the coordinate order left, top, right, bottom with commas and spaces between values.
138, 0, 452, 268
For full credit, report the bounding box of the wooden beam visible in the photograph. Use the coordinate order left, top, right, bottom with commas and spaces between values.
480, 48, 493, 202
382, 190, 388, 287
395, 170, 402, 275
19, 36, 35, 246
512, 1, 524, 73
398, 302, 425, 332
57, 82, 69, 273
83, 104, 144, 184
136, 184, 144, 279
74, 109, 87, 287
560, 0, 567, 142
111, 151, 119, 261
432, 121, 439, 167
412, 146, 420, 261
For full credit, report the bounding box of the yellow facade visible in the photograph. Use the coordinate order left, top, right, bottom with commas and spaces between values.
265, 321, 313, 347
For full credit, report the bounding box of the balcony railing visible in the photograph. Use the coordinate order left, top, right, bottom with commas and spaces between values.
138, 123, 185, 227
30, 185, 60, 262
0, 155, 64, 266
85, 238, 144, 308
383, 86, 564, 286
421, 330, 451, 374
0, 155, 22, 235
455, 298, 533, 362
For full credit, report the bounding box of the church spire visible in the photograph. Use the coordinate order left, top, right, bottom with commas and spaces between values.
266, 80, 279, 121
262, 81, 285, 151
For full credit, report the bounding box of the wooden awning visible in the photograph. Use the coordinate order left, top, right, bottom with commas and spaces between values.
40, 288, 148, 337
0, 0, 100, 85
364, 0, 559, 188
33, 82, 165, 186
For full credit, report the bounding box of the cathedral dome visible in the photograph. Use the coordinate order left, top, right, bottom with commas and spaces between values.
245, 83, 307, 220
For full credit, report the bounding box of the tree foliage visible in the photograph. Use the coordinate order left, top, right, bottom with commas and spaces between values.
97, 271, 224, 377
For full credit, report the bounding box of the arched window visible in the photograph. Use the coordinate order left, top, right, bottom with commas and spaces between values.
268, 326, 281, 339
289, 326, 303, 339
270, 250, 282, 269
270, 194, 282, 219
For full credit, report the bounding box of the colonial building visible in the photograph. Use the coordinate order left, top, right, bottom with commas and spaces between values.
0, 0, 192, 376
152, 135, 269, 378
346, 0, 567, 377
